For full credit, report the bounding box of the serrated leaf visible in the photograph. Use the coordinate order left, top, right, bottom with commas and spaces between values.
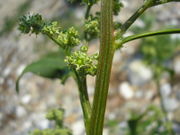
16, 50, 71, 93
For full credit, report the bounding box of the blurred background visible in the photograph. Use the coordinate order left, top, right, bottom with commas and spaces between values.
0, 0, 180, 135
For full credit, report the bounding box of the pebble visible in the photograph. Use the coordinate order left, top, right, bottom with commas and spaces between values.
0, 56, 2, 64
160, 83, 172, 98
71, 120, 84, 135
174, 56, 180, 74
118, 82, 134, 99
176, 90, 180, 101
0, 112, 3, 127
32, 113, 50, 129
103, 128, 109, 135
128, 60, 152, 86
21, 94, 31, 104
16, 106, 27, 118
134, 19, 145, 28
3, 67, 11, 77
163, 98, 179, 112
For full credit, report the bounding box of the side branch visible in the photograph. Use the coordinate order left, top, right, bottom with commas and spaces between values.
120, 4, 148, 34
121, 29, 180, 44
120, 0, 180, 34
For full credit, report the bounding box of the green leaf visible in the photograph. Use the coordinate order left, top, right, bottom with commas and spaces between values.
16, 50, 71, 93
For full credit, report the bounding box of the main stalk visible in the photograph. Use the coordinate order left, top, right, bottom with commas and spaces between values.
89, 0, 114, 134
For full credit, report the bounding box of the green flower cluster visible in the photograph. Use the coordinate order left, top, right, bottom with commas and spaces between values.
46, 108, 64, 128
84, 15, 99, 40
18, 14, 80, 50
43, 22, 80, 49
30, 109, 72, 135
113, 0, 123, 15
65, 45, 98, 76
18, 14, 45, 34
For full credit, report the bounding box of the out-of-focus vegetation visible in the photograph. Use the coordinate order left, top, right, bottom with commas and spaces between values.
0, 0, 33, 36
30, 109, 72, 135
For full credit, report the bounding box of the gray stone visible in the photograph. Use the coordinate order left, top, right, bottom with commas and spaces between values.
118, 82, 134, 99
163, 98, 179, 112
128, 60, 152, 86
160, 83, 172, 98
71, 120, 85, 135
16, 106, 27, 118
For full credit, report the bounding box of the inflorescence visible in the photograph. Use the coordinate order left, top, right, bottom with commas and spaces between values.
65, 45, 98, 76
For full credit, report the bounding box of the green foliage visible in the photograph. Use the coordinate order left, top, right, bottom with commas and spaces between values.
16, 50, 71, 93
140, 35, 179, 78
133, 14, 180, 77
30, 109, 72, 135
141, 36, 178, 64
84, 15, 100, 40
46, 108, 65, 128
106, 106, 174, 135
126, 105, 174, 135
0, 0, 33, 36
113, 0, 123, 15
65, 45, 98, 76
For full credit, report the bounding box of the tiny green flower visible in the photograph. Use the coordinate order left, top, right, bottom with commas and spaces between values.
43, 23, 80, 49
84, 15, 100, 40
65, 45, 98, 76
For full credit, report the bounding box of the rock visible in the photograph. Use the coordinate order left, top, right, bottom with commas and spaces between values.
163, 98, 179, 112
176, 90, 180, 101
0, 112, 3, 127
71, 120, 84, 135
174, 56, 180, 74
160, 83, 172, 98
16, 106, 27, 118
145, 91, 154, 100
128, 60, 152, 86
134, 19, 145, 28
32, 113, 50, 129
103, 128, 109, 135
21, 94, 31, 104
173, 122, 180, 134
135, 90, 144, 98
118, 82, 134, 99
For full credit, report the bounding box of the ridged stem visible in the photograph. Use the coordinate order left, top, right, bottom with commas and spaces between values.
89, 0, 114, 134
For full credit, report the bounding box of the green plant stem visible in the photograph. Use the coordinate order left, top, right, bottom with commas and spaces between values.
150, 0, 180, 7
120, 0, 180, 34
74, 71, 91, 134
120, 2, 150, 34
84, 4, 92, 40
85, 4, 92, 19
155, 77, 168, 120
89, 0, 114, 134
43, 32, 62, 46
121, 28, 180, 44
